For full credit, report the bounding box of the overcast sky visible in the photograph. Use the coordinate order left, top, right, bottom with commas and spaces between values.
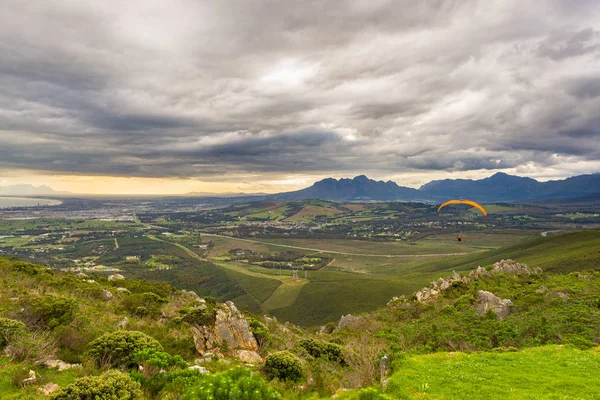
1, 0, 599, 194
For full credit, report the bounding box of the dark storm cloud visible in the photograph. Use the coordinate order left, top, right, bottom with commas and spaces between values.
0, 0, 599, 180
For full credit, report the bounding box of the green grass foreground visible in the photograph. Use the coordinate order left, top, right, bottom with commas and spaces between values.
384, 346, 600, 399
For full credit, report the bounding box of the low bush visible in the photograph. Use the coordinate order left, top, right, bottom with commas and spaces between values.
22, 295, 78, 330
179, 304, 218, 326
181, 368, 282, 400
4, 330, 57, 363
264, 351, 303, 382
299, 338, 344, 362
86, 330, 163, 368
0, 317, 26, 348
249, 318, 270, 347
122, 292, 166, 317
50, 370, 142, 400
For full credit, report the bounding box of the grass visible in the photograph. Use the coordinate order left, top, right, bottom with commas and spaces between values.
269, 270, 423, 327
0, 358, 81, 399
384, 346, 600, 399
247, 237, 485, 256
403, 230, 600, 275
286, 205, 343, 221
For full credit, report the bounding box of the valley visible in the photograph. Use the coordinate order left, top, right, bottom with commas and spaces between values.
2, 197, 599, 327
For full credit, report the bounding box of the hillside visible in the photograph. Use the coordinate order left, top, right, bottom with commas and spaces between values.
1, 231, 600, 398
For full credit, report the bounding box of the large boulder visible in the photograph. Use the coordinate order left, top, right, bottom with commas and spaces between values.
334, 314, 361, 331
191, 301, 258, 357
477, 290, 513, 320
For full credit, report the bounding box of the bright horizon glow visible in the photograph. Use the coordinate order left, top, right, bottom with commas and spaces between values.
0, 168, 594, 196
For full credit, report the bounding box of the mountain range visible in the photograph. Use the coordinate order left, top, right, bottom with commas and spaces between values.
274, 172, 600, 203
3, 173, 599, 202
0, 184, 71, 196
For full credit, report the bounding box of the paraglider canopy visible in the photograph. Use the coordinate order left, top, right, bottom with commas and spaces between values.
437, 199, 488, 216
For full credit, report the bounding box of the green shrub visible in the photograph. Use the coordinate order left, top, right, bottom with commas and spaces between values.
249, 318, 270, 346
299, 338, 344, 362
3, 330, 57, 363
179, 305, 218, 326
55, 325, 93, 364
264, 351, 303, 382
50, 370, 142, 400
181, 368, 282, 400
23, 295, 78, 329
135, 348, 187, 374
0, 317, 26, 348
11, 261, 44, 276
122, 292, 166, 317
86, 330, 163, 368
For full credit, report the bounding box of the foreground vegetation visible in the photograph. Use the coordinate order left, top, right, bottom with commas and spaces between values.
1, 225, 600, 398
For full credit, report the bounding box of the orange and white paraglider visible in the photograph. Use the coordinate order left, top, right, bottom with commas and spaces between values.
437, 199, 488, 216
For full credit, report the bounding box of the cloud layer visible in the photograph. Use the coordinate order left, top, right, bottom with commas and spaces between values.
1, 0, 599, 184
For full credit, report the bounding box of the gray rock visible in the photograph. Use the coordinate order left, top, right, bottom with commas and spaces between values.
38, 383, 60, 395
188, 365, 209, 373
116, 287, 131, 293
335, 314, 360, 331
477, 290, 513, 320
44, 359, 82, 371
102, 289, 113, 300
236, 349, 263, 364
22, 370, 37, 385
191, 301, 258, 356
108, 274, 125, 281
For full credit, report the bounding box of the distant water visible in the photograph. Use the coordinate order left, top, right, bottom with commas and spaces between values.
0, 196, 62, 208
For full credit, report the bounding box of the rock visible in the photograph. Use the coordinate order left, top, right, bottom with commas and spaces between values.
85, 279, 98, 284
76, 272, 88, 278
22, 370, 37, 385
44, 359, 82, 371
477, 290, 513, 320
108, 274, 125, 281
191, 301, 258, 356
490, 259, 534, 275
102, 289, 113, 300
469, 266, 489, 280
335, 314, 359, 331
38, 383, 60, 395
415, 287, 439, 302
536, 286, 548, 294
116, 287, 131, 293
555, 292, 569, 300
118, 317, 129, 328
188, 365, 209, 373
236, 349, 263, 364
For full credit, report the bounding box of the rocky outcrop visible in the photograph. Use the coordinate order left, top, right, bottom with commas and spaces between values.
191, 301, 258, 360
334, 314, 361, 332
108, 274, 125, 281
477, 290, 513, 320
102, 289, 113, 300
414, 260, 540, 303
469, 259, 541, 279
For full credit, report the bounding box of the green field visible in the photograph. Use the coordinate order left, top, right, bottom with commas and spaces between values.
401, 230, 600, 275
381, 346, 600, 399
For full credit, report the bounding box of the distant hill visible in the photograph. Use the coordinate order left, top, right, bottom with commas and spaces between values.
272, 172, 600, 203
274, 175, 423, 201
420, 172, 600, 202
0, 184, 71, 196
